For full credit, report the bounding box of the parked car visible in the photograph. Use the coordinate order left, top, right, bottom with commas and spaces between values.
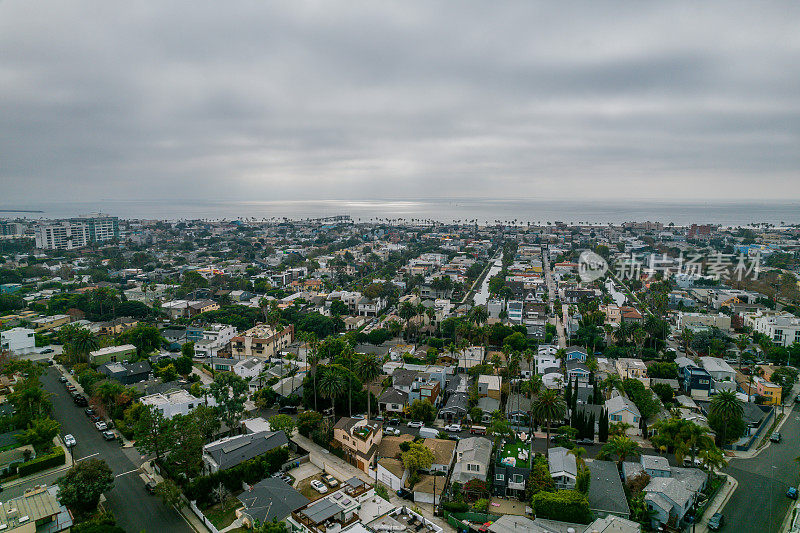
407, 421, 424, 428
322, 474, 338, 487
84, 408, 96, 417
575, 438, 594, 445
683, 457, 703, 467
95, 421, 108, 431
787, 487, 798, 500
40, 348, 54, 354
89, 414, 101, 423
795, 394, 800, 403
396, 488, 413, 500
140, 473, 157, 494
444, 424, 462, 432
64, 434, 76, 447
66, 383, 76, 391
310, 480, 328, 494
73, 395, 88, 406
708, 512, 725, 531
469, 425, 487, 435
278, 406, 298, 414
770, 432, 782, 443
384, 427, 400, 436
102, 430, 116, 441
58, 376, 68, 383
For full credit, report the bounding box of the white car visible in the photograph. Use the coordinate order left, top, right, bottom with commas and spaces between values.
310, 480, 329, 494
407, 421, 424, 428
95, 421, 108, 431
445, 424, 462, 432
384, 427, 400, 436
64, 434, 76, 447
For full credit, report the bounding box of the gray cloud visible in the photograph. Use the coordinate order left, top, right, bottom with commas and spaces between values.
1, 1, 799, 204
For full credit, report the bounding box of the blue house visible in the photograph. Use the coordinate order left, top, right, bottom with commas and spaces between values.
565, 346, 588, 362
566, 360, 591, 383
683, 366, 712, 399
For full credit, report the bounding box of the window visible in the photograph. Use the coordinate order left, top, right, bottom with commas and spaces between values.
495, 474, 504, 482
188, 404, 194, 409
511, 474, 524, 483
467, 464, 479, 472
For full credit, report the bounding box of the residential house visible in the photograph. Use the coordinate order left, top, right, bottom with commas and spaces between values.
31, 314, 70, 332
547, 447, 577, 490
238, 478, 309, 527
233, 357, 265, 380
493, 439, 531, 498
699, 357, 737, 392
0, 485, 73, 533
505, 394, 532, 426
477, 375, 501, 400
588, 460, 631, 518
88, 344, 137, 365
0, 328, 35, 355
753, 376, 782, 405
378, 388, 408, 414
289, 479, 373, 533
0, 445, 35, 476
412, 474, 446, 506
681, 364, 712, 399
616, 358, 650, 387
425, 438, 456, 473
605, 396, 641, 436
565, 360, 591, 384
333, 417, 382, 474
97, 361, 151, 385
438, 392, 469, 423
231, 324, 295, 360
451, 437, 492, 484
357, 296, 387, 317
564, 346, 588, 362
202, 430, 288, 473
140, 389, 217, 418
377, 457, 407, 490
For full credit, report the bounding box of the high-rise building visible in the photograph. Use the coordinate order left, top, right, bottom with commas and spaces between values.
34, 221, 90, 250
0, 222, 24, 236
34, 214, 119, 250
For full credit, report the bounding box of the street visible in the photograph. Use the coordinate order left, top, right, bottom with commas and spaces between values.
542, 249, 566, 349
721, 400, 800, 533
10, 367, 193, 533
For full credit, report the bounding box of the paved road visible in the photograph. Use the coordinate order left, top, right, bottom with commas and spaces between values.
721, 398, 800, 533
542, 249, 566, 348
18, 368, 193, 533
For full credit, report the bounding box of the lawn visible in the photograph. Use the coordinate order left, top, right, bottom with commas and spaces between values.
203, 496, 242, 529
499, 441, 530, 469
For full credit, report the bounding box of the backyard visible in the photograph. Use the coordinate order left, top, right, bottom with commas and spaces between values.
202, 495, 243, 530
498, 441, 531, 469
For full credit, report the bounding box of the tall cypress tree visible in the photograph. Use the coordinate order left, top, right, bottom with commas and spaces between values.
565, 378, 572, 413
587, 412, 595, 441
598, 408, 609, 442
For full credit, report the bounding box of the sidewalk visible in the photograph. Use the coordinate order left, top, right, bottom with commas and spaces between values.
140, 461, 211, 533
0, 437, 74, 491
729, 391, 797, 460
692, 474, 738, 533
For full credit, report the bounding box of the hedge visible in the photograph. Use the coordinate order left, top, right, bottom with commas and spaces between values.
17, 447, 66, 477
532, 489, 591, 524
185, 446, 289, 505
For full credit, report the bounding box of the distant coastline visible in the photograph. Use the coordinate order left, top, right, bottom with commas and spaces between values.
2, 198, 800, 225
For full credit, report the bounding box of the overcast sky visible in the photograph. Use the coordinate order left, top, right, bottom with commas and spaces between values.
2, 1, 799, 204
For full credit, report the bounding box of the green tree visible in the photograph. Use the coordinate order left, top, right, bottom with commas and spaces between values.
210, 372, 248, 429
119, 324, 164, 358
174, 356, 194, 377
70, 328, 100, 364
709, 390, 744, 445
192, 404, 221, 441
17, 417, 60, 453
401, 442, 435, 474
297, 411, 323, 437
599, 435, 641, 468
268, 414, 296, 435
532, 389, 566, 452
134, 404, 173, 461
354, 353, 382, 421
408, 399, 436, 423
57, 459, 115, 515
155, 479, 185, 510
531, 490, 592, 524
181, 342, 195, 358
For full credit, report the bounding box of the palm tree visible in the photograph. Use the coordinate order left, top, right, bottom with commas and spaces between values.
301, 333, 321, 412
71, 328, 99, 364
600, 435, 641, 469
531, 389, 566, 452
318, 367, 347, 412
710, 390, 743, 446
354, 353, 382, 421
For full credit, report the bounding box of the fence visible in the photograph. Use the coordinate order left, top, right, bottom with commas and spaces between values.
189, 499, 221, 533
443, 510, 502, 531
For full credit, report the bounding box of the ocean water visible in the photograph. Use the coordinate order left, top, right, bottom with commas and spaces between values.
3, 198, 800, 226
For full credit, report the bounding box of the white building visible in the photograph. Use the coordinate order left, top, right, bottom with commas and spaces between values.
233, 357, 265, 379
750, 314, 800, 347
676, 312, 731, 332
0, 327, 36, 355
193, 324, 238, 358
140, 390, 217, 418
34, 221, 90, 250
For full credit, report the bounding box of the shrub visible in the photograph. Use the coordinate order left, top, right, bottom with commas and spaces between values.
442, 501, 468, 513
532, 490, 592, 524
17, 447, 66, 477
